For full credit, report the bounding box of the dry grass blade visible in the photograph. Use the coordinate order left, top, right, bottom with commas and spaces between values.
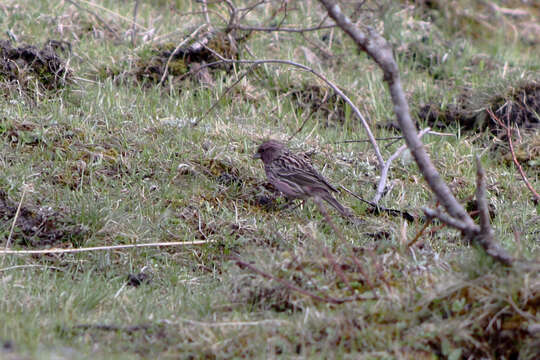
0, 240, 213, 255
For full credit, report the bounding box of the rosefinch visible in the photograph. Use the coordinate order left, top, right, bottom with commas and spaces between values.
253, 140, 352, 217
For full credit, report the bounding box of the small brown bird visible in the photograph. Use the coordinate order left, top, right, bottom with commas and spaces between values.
253, 140, 351, 217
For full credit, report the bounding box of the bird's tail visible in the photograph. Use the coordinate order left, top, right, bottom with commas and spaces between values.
321, 193, 352, 218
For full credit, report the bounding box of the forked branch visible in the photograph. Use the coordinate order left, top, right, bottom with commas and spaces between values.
317, 0, 512, 265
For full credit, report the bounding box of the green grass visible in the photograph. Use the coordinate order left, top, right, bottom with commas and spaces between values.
1, 0, 539, 359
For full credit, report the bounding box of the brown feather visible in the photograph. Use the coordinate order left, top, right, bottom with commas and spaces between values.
254, 140, 351, 217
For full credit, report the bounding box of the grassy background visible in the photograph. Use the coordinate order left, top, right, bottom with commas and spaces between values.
0, 0, 539, 358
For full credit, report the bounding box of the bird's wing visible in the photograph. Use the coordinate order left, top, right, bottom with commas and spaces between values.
272, 156, 338, 193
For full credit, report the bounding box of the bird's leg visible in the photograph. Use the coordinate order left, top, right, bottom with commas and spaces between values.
278, 197, 304, 212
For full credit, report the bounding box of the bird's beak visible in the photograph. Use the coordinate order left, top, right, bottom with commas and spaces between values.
253, 153, 261, 159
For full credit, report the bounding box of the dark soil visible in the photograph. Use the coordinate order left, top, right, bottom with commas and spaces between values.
0, 39, 72, 95
417, 82, 540, 134
103, 31, 247, 86
0, 190, 84, 247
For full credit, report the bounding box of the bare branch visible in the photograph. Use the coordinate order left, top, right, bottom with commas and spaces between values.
372, 127, 430, 204
474, 157, 514, 265
475, 156, 492, 234
335, 136, 403, 144
318, 0, 473, 225
340, 185, 414, 222
317, 0, 512, 264
199, 0, 212, 29
232, 23, 336, 33
221, 0, 238, 33
422, 207, 471, 232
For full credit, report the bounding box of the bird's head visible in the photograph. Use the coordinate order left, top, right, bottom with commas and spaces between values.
253, 140, 286, 163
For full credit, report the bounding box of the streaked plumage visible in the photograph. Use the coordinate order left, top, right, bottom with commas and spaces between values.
253, 140, 351, 217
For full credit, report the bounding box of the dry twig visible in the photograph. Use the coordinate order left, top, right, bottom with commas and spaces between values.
131, 0, 140, 47
5, 185, 30, 250
190, 57, 384, 168
487, 108, 540, 201
0, 240, 213, 255
232, 23, 336, 33
372, 127, 430, 204
158, 24, 206, 86
65, 0, 120, 39
317, 0, 512, 265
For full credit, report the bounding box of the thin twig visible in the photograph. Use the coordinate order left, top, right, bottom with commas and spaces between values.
0, 264, 64, 272
158, 24, 206, 86
237, 0, 268, 17
338, 131, 453, 144
175, 317, 290, 327
189, 57, 384, 168
232, 24, 336, 33
474, 157, 513, 265
274, 0, 289, 30
236, 259, 342, 303
75, 0, 147, 30
335, 136, 403, 144
65, 0, 120, 39
475, 156, 492, 234
349, 255, 375, 289
200, 0, 212, 29
372, 127, 430, 204
5, 185, 30, 250
322, 247, 351, 288
288, 96, 327, 141
422, 207, 469, 232
201, 63, 258, 119
131, 0, 140, 47
340, 185, 415, 222
0, 240, 213, 255
300, 33, 334, 58
72, 324, 153, 333
72, 318, 288, 333
222, 0, 238, 33
487, 109, 540, 201
406, 216, 432, 248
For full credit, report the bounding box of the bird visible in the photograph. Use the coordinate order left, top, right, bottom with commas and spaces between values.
253, 140, 352, 217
